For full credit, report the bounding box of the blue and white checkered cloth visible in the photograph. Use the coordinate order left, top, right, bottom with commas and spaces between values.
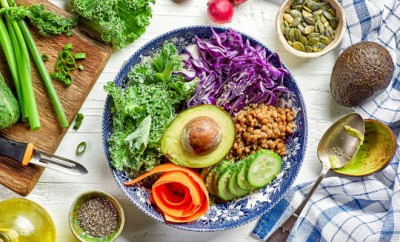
253, 0, 400, 241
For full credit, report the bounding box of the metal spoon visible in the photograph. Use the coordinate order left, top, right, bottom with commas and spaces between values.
266, 113, 365, 242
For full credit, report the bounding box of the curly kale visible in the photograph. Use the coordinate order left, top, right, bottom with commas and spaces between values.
104, 43, 199, 174
71, 0, 155, 49
6, 5, 77, 36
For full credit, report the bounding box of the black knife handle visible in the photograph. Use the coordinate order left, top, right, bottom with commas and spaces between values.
0, 136, 32, 164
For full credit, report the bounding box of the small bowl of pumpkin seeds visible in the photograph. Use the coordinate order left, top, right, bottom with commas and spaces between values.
276, 0, 346, 58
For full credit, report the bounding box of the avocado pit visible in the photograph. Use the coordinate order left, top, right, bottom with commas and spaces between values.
181, 116, 222, 155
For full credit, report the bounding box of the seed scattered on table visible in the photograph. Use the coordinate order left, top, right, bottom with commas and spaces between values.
78, 197, 118, 238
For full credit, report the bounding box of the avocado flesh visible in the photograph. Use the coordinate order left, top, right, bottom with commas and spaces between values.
160, 105, 235, 168
330, 41, 394, 107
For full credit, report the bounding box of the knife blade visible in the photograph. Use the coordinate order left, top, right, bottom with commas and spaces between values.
0, 136, 88, 176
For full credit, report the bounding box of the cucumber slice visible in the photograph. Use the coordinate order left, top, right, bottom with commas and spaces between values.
228, 169, 250, 197
200, 166, 213, 181
246, 149, 282, 188
237, 161, 254, 191
205, 165, 218, 195
205, 161, 231, 196
217, 165, 236, 201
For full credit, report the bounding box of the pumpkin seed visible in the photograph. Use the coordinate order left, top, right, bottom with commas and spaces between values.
325, 28, 334, 40
307, 32, 320, 39
304, 46, 313, 52
319, 35, 330, 44
317, 21, 325, 34
317, 43, 327, 49
299, 35, 308, 45
313, 10, 323, 16
291, 0, 303, 7
284, 20, 290, 27
329, 18, 339, 29
320, 2, 331, 11
283, 14, 294, 23
304, 16, 316, 25
302, 10, 313, 18
304, 26, 314, 35
310, 3, 321, 11
323, 10, 334, 20
290, 10, 302, 18
292, 5, 303, 11
285, 27, 291, 39
297, 24, 305, 33
303, 5, 312, 12
307, 37, 319, 46
289, 28, 296, 40
328, 8, 336, 16
281, 0, 340, 53
320, 15, 327, 23
305, 0, 313, 8
294, 29, 302, 41
291, 17, 302, 27
292, 41, 305, 51
280, 22, 286, 33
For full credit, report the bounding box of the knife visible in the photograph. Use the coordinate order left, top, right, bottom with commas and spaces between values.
0, 136, 88, 176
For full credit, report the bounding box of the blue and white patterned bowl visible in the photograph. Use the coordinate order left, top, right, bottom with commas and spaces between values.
102, 26, 308, 232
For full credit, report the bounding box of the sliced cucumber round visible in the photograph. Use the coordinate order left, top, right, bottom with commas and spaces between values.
237, 161, 254, 191
246, 149, 282, 188
217, 165, 236, 201
228, 169, 250, 197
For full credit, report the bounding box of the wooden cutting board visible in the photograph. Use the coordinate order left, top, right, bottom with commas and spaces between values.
0, 0, 113, 196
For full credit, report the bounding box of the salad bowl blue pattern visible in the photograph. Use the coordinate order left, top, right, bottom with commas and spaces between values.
102, 26, 308, 232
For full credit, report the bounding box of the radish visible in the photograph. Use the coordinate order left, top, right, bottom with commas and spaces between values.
207, 0, 234, 24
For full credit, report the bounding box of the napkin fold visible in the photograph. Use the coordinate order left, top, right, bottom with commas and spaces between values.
253, 0, 400, 241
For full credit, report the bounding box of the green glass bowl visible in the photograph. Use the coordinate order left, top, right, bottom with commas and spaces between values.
332, 119, 396, 176
0, 198, 56, 242
69, 190, 125, 242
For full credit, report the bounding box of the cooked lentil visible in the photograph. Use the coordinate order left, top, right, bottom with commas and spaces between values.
230, 103, 294, 159
77, 197, 118, 238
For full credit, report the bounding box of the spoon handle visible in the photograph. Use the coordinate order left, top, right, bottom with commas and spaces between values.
265, 165, 330, 242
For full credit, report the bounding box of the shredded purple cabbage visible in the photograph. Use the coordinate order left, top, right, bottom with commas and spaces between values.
185, 28, 290, 115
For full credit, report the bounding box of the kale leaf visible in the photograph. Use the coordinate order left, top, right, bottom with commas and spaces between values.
71, 0, 155, 49
104, 42, 198, 174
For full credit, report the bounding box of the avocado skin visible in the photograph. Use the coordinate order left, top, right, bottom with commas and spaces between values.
330, 41, 394, 107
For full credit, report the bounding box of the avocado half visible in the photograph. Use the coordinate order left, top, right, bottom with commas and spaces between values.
330, 41, 394, 107
160, 105, 235, 168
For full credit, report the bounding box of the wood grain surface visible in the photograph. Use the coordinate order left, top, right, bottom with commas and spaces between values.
0, 0, 112, 196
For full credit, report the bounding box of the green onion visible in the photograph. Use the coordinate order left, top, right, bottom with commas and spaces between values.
76, 112, 84, 120
2, 0, 41, 131
63, 43, 72, 51
0, 17, 28, 122
17, 19, 68, 128
73, 53, 86, 60
66, 31, 73, 37
41, 54, 49, 61
76, 142, 87, 155
78, 65, 84, 71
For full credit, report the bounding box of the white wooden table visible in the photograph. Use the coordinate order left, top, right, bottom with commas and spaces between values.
0, 0, 353, 241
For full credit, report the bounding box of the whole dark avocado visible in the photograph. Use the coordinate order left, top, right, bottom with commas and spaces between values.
330, 42, 394, 107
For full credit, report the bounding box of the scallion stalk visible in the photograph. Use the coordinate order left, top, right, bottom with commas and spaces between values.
17, 20, 69, 128
1, 0, 41, 131
0, 17, 27, 121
